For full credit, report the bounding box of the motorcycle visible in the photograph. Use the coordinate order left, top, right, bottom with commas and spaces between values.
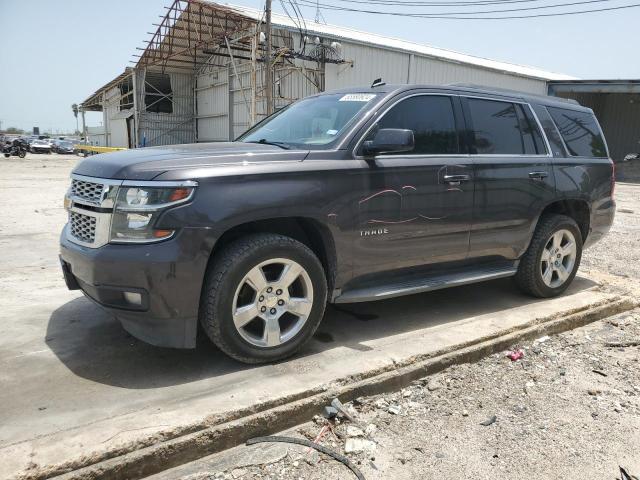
3, 140, 28, 158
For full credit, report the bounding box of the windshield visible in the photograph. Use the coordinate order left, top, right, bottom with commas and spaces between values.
60, 141, 73, 147
238, 93, 379, 149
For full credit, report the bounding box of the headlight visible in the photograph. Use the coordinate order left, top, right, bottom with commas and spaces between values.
110, 184, 196, 243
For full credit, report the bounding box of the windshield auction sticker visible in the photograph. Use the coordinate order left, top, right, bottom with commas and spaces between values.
339, 93, 376, 102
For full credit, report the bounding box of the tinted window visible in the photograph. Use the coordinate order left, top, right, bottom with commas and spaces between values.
468, 98, 529, 155
547, 107, 607, 158
374, 95, 459, 155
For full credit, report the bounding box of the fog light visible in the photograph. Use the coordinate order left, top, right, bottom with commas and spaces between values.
123, 291, 142, 306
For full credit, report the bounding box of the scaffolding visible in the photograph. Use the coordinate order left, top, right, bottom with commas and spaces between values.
79, 0, 347, 147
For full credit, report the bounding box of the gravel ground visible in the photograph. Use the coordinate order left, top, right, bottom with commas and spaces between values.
155, 309, 640, 480
581, 182, 640, 281
154, 182, 640, 480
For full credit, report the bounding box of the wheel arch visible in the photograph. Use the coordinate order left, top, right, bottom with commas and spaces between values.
537, 198, 591, 243
206, 216, 338, 292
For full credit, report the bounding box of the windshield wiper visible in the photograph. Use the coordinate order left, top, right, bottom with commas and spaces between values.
246, 139, 291, 150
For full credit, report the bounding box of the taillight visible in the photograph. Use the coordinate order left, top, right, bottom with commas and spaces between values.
610, 160, 616, 200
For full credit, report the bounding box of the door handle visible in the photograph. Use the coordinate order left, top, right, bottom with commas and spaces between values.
528, 171, 549, 180
444, 174, 471, 185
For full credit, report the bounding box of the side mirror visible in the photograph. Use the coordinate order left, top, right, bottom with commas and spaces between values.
362, 128, 414, 156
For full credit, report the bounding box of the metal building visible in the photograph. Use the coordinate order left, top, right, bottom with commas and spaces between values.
79, 0, 575, 148
548, 80, 640, 163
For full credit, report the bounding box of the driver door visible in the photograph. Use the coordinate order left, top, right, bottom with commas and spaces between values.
350, 93, 474, 279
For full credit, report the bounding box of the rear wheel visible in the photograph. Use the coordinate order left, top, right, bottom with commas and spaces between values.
515, 214, 583, 298
200, 233, 327, 363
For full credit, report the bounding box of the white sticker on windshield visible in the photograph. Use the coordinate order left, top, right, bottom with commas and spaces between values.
326, 129, 338, 135
339, 93, 376, 102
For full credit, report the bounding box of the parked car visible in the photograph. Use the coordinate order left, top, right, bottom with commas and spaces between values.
60, 84, 615, 363
30, 139, 52, 154
55, 140, 76, 154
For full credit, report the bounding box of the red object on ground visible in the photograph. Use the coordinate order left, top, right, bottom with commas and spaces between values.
506, 349, 524, 361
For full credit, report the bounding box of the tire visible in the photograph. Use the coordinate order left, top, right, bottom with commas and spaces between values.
18, 151, 26, 158
515, 214, 583, 298
200, 233, 328, 363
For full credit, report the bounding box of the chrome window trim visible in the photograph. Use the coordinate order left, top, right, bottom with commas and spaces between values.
351, 92, 553, 161
523, 103, 552, 157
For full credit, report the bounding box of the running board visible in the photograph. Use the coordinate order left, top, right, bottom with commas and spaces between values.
334, 265, 518, 304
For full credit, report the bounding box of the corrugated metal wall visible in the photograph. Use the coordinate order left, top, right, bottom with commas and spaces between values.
558, 91, 640, 162
195, 39, 323, 142
136, 68, 196, 147
196, 68, 230, 142
325, 41, 548, 95
189, 30, 550, 144
103, 86, 129, 148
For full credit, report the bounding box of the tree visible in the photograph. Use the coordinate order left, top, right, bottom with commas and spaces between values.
4, 127, 24, 134
71, 103, 79, 133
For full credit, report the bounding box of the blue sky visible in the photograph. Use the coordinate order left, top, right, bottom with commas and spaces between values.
1, 0, 639, 132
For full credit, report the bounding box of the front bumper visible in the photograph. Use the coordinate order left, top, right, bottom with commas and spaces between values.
59, 225, 214, 348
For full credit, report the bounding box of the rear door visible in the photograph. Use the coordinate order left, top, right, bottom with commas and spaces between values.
350, 93, 474, 279
462, 96, 556, 261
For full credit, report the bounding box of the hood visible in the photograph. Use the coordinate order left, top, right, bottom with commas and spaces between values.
73, 142, 310, 180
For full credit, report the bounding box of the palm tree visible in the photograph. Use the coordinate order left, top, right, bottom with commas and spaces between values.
71, 104, 79, 134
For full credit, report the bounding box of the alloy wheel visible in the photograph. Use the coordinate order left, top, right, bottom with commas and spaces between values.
540, 229, 577, 288
232, 258, 314, 348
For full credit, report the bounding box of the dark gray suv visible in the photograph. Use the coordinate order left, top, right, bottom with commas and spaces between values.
60, 84, 615, 363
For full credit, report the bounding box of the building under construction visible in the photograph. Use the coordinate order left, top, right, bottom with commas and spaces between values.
79, 0, 640, 162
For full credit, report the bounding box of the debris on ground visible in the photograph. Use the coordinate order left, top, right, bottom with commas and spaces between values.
506, 348, 524, 361
479, 415, 497, 426
180, 309, 640, 480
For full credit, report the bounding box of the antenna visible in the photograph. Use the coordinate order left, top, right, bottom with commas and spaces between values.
371, 78, 386, 88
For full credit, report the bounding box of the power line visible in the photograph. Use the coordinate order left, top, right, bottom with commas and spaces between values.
301, 0, 616, 15
308, 0, 595, 6
296, 0, 640, 18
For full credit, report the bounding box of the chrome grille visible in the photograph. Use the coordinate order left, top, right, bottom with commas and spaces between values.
69, 211, 97, 244
71, 179, 104, 204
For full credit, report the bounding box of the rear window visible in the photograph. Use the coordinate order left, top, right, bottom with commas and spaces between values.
547, 107, 607, 158
467, 98, 546, 155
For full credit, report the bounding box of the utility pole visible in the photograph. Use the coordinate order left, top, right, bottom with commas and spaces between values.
265, 0, 273, 115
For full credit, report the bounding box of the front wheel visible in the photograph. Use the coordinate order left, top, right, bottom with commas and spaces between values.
18, 150, 26, 158
200, 233, 327, 363
515, 214, 583, 298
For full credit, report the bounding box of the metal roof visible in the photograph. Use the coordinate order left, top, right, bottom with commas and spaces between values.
80, 69, 133, 111
548, 79, 640, 94
221, 2, 576, 82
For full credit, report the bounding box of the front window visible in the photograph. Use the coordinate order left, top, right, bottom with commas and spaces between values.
238, 93, 379, 149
